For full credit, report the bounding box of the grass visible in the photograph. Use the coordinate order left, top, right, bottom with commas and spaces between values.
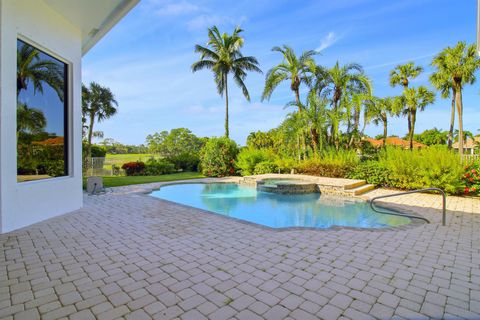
103, 153, 159, 167
88, 172, 204, 188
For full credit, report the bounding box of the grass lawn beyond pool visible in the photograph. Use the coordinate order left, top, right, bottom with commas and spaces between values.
86, 172, 204, 188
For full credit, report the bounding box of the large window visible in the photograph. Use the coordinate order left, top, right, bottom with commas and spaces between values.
17, 39, 68, 182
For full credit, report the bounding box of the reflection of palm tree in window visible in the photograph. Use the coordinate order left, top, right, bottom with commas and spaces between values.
17, 103, 46, 134
16, 41, 64, 100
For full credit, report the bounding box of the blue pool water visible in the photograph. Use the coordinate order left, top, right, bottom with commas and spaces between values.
150, 183, 411, 229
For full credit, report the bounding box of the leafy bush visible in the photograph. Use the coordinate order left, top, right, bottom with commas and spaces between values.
463, 161, 480, 195
144, 158, 175, 175
274, 158, 297, 173
44, 160, 65, 177
347, 161, 388, 186
377, 146, 463, 194
200, 137, 239, 177
121, 161, 145, 176
91, 145, 107, 158
253, 161, 279, 175
297, 148, 359, 178
167, 152, 200, 171
236, 148, 275, 176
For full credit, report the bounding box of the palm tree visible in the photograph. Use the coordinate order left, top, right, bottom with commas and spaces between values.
365, 97, 401, 147
82, 82, 118, 158
403, 86, 435, 149
192, 26, 261, 138
16, 103, 46, 134
429, 66, 455, 148
431, 42, 480, 156
454, 129, 474, 143
17, 40, 64, 100
261, 45, 317, 110
389, 62, 424, 137
317, 62, 371, 149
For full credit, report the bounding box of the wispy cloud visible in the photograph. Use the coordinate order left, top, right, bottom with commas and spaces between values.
316, 31, 342, 52
187, 14, 247, 31
364, 53, 436, 70
151, 0, 199, 16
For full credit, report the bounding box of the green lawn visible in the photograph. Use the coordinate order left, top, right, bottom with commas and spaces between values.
95, 172, 204, 188
104, 153, 159, 166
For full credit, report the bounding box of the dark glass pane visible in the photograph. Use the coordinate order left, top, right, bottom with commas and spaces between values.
17, 39, 68, 182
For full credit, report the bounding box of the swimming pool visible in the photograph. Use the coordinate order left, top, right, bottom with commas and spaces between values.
150, 183, 412, 229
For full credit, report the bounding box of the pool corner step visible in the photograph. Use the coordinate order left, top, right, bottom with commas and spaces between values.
347, 184, 375, 196
343, 180, 367, 190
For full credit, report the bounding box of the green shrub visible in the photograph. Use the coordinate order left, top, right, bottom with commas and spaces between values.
347, 161, 388, 186
90, 145, 107, 158
167, 152, 200, 171
253, 161, 279, 175
236, 148, 275, 176
200, 137, 239, 177
43, 160, 65, 177
296, 148, 359, 178
274, 158, 297, 173
377, 146, 463, 194
462, 161, 480, 196
144, 158, 175, 175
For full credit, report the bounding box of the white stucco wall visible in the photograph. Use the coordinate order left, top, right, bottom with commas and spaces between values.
0, 0, 83, 232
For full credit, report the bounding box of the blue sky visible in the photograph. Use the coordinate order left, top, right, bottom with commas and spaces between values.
83, 0, 479, 145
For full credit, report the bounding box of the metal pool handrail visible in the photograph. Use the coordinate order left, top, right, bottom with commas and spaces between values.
369, 188, 446, 226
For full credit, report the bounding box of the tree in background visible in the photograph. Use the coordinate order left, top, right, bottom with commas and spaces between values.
413, 128, 448, 146
262, 45, 317, 109
431, 42, 480, 156
389, 62, 424, 138
430, 59, 456, 148
82, 82, 118, 159
365, 97, 401, 147
403, 86, 435, 149
192, 26, 261, 138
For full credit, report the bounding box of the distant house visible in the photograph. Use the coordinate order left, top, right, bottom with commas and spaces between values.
364, 137, 426, 149
452, 137, 480, 155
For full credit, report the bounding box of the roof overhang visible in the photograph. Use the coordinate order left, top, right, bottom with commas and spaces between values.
42, 0, 139, 55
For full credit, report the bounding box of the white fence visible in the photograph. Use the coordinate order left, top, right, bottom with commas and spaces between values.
462, 154, 480, 163
83, 157, 119, 177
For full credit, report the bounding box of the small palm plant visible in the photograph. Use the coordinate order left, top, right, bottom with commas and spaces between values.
192, 26, 261, 138
403, 86, 435, 149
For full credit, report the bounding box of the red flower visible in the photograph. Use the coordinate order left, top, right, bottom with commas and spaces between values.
464, 187, 470, 194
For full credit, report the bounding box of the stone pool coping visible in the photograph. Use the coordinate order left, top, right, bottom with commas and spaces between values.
106, 177, 428, 232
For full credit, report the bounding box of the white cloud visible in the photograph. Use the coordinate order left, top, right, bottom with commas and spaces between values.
151, 0, 199, 16
187, 14, 247, 31
316, 31, 341, 52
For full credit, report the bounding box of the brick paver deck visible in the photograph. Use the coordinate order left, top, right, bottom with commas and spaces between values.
1, 178, 480, 319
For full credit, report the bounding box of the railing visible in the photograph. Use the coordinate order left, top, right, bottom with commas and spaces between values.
462, 154, 480, 163
370, 188, 446, 226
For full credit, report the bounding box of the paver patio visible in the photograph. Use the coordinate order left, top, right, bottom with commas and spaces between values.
1, 178, 480, 319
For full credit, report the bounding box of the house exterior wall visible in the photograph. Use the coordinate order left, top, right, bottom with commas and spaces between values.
0, 0, 83, 232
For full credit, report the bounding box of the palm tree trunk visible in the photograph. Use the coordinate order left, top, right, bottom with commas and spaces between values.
294, 89, 301, 112
224, 74, 229, 138
87, 113, 95, 159
310, 128, 318, 157
447, 90, 455, 149
455, 87, 464, 157
383, 117, 388, 148
409, 109, 417, 150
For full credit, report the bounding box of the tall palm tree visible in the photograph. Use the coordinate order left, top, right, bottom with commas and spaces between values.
403, 86, 435, 149
389, 62, 424, 137
192, 26, 261, 138
431, 42, 480, 156
82, 82, 118, 158
429, 67, 455, 148
262, 45, 317, 110
365, 97, 401, 147
317, 62, 371, 149
17, 41, 64, 100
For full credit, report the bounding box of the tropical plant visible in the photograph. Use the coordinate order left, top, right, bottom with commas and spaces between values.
82, 82, 118, 159
365, 96, 401, 146
316, 62, 372, 149
261, 45, 317, 108
389, 62, 424, 138
200, 137, 238, 177
16, 103, 46, 134
236, 148, 275, 176
413, 128, 448, 146
403, 86, 435, 150
430, 61, 456, 148
192, 26, 261, 138
463, 161, 480, 195
16, 40, 64, 100
454, 129, 474, 143
429, 42, 480, 156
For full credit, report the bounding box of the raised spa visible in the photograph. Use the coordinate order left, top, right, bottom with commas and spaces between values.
257, 178, 319, 194
150, 183, 412, 229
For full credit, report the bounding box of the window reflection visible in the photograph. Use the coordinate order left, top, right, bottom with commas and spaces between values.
17, 39, 68, 182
